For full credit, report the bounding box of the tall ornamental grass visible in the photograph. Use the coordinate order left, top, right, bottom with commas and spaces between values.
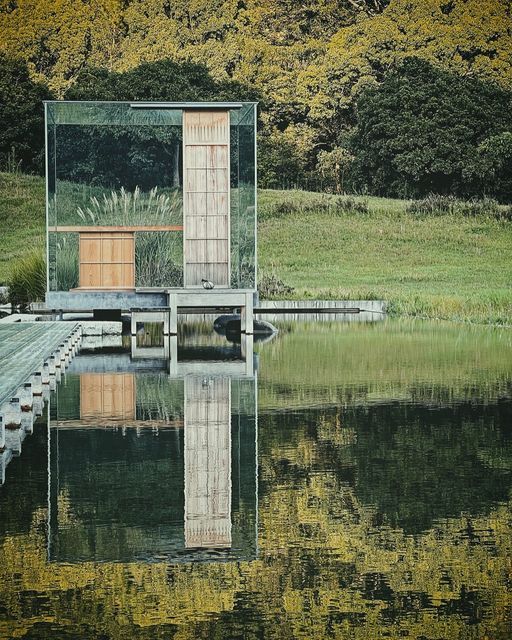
76, 186, 181, 226
8, 248, 46, 308
76, 186, 183, 287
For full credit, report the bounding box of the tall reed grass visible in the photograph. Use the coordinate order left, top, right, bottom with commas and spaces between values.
8, 248, 46, 308
76, 186, 181, 226
76, 186, 183, 287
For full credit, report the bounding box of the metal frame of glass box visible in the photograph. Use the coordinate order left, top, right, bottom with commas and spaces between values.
44, 101, 257, 319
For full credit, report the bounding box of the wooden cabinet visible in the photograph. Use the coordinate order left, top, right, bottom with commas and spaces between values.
79, 231, 135, 289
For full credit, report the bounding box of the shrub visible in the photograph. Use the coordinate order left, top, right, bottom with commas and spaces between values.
458, 197, 500, 217
333, 196, 369, 214
407, 194, 509, 218
406, 194, 457, 216
258, 272, 294, 299
271, 196, 368, 217
8, 249, 46, 309
495, 206, 512, 222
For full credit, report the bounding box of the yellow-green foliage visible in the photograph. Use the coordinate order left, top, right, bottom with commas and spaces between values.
0, 320, 511, 637
307, 0, 512, 113
0, 440, 511, 638
1, 0, 511, 102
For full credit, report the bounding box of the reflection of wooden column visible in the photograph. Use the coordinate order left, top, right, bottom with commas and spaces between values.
80, 373, 135, 423
184, 376, 231, 548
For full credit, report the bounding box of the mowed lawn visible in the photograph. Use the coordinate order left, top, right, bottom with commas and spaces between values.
1, 173, 511, 324
258, 190, 512, 324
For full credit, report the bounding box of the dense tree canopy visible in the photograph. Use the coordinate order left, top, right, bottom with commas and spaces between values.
0, 54, 52, 173
59, 60, 257, 190
1, 0, 511, 197
350, 58, 512, 198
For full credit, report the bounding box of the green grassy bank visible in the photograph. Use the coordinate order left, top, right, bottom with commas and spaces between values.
0, 172, 45, 280
1, 172, 511, 325
259, 190, 512, 325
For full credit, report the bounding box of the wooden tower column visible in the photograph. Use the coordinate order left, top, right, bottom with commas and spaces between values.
183, 110, 230, 287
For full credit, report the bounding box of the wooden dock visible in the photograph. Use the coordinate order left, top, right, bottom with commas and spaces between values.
0, 322, 79, 407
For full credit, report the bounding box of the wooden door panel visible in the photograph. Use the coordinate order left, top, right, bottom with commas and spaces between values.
186, 168, 207, 192
207, 239, 228, 263
185, 239, 207, 263
187, 216, 207, 238
80, 236, 102, 262
186, 192, 207, 215
80, 263, 102, 288
206, 215, 228, 239
207, 168, 229, 193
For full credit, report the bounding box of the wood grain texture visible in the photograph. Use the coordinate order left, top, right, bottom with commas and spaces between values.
79, 232, 135, 288
183, 110, 230, 287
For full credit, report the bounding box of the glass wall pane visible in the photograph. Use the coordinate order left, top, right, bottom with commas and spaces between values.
46, 102, 256, 292
47, 105, 58, 290
47, 102, 183, 291
230, 110, 240, 288
237, 104, 257, 289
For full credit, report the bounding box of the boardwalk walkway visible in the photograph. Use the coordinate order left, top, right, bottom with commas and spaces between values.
0, 322, 78, 406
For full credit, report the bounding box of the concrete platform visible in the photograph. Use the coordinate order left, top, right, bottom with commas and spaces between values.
46, 288, 257, 334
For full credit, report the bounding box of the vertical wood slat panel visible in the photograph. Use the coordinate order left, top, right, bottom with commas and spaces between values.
183, 110, 230, 287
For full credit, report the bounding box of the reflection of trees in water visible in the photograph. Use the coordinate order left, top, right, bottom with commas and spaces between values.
56, 124, 182, 192
0, 424, 511, 638
260, 401, 512, 534
1, 376, 511, 637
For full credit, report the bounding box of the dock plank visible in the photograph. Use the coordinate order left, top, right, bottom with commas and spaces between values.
0, 322, 78, 406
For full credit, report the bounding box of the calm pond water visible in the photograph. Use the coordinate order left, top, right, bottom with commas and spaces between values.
0, 319, 511, 639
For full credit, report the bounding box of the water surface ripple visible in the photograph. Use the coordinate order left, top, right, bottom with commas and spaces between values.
0, 319, 511, 639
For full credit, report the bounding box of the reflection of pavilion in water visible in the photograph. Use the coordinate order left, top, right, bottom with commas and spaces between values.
49, 334, 257, 563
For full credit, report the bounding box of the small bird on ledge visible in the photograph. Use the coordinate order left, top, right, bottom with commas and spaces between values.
202, 278, 214, 289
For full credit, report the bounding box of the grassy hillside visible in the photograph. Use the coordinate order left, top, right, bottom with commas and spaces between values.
259, 190, 512, 325
0, 172, 45, 281
1, 172, 511, 325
